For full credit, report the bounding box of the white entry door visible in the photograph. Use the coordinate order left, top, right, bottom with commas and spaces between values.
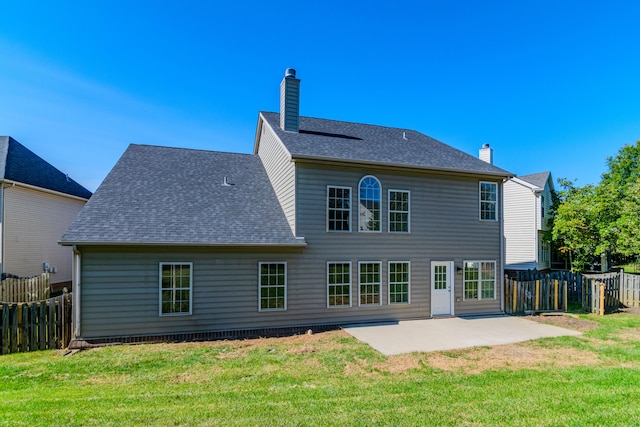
431, 261, 454, 316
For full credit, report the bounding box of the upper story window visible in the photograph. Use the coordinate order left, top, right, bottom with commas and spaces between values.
480, 182, 498, 221
159, 263, 192, 316
359, 176, 381, 232
327, 186, 351, 232
389, 190, 410, 233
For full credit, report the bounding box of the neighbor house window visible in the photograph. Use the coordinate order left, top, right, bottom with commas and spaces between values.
327, 186, 351, 232
359, 176, 381, 232
463, 261, 496, 300
259, 262, 287, 311
359, 262, 381, 305
480, 182, 498, 221
160, 263, 192, 316
327, 262, 351, 308
540, 239, 550, 263
388, 261, 410, 304
389, 190, 410, 233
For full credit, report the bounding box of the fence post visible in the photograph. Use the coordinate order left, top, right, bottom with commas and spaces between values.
535, 280, 540, 311
513, 280, 518, 313
599, 283, 605, 315
564, 280, 568, 311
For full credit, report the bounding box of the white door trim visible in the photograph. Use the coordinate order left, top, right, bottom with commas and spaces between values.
431, 261, 455, 316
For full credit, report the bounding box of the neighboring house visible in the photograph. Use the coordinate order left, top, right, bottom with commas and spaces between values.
0, 136, 92, 287
61, 69, 512, 343
502, 171, 555, 272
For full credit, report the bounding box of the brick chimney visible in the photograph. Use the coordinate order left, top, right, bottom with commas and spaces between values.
479, 143, 493, 164
280, 68, 300, 132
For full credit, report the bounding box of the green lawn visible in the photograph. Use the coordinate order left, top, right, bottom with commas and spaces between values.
1, 313, 640, 426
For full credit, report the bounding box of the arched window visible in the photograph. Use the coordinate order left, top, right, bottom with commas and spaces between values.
359, 175, 381, 232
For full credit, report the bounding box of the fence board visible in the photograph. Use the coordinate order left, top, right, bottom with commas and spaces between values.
0, 291, 72, 355
622, 272, 640, 308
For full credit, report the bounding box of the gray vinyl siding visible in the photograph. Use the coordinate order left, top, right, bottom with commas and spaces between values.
257, 125, 296, 234
77, 165, 504, 340
295, 164, 503, 317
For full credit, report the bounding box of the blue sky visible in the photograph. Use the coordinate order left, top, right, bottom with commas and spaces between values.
1, 1, 639, 192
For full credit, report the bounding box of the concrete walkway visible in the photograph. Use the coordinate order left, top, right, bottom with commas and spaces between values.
343, 316, 582, 356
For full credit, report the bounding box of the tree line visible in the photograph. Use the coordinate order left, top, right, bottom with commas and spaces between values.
548, 141, 640, 272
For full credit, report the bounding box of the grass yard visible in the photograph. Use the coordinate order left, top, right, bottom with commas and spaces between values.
1, 312, 640, 426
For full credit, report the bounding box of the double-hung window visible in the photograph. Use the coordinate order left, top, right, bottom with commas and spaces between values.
389, 190, 410, 233
359, 262, 381, 305
259, 262, 287, 311
327, 262, 351, 308
480, 182, 498, 221
160, 263, 192, 316
359, 176, 381, 232
327, 186, 351, 232
463, 261, 496, 300
388, 261, 410, 304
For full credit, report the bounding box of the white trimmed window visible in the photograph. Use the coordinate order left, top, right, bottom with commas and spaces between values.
463, 261, 496, 300
359, 262, 381, 305
389, 190, 410, 233
327, 186, 351, 232
388, 261, 410, 304
259, 262, 287, 311
480, 182, 498, 221
359, 176, 381, 232
160, 263, 192, 316
327, 262, 351, 308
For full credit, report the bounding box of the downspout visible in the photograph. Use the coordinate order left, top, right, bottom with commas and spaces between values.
72, 245, 81, 338
500, 180, 505, 313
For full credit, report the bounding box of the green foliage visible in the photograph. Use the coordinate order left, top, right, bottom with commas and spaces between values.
551, 141, 640, 270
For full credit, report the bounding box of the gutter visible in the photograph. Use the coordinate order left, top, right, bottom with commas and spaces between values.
292, 155, 513, 179
59, 239, 308, 248
1, 179, 90, 202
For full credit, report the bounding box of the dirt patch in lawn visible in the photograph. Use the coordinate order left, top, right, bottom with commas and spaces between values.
524, 313, 601, 332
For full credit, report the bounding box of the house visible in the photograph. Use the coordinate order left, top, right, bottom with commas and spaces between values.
60, 69, 512, 343
502, 171, 555, 272
0, 136, 92, 288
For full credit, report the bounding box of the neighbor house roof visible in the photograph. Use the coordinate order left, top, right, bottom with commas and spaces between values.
0, 136, 92, 199
518, 171, 553, 191
258, 112, 513, 178
60, 144, 303, 246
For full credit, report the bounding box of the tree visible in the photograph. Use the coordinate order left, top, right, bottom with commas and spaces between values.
551, 179, 600, 271
550, 141, 640, 271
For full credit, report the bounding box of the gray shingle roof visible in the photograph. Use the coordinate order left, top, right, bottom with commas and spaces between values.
260, 112, 512, 177
0, 136, 92, 199
519, 171, 552, 190
60, 144, 302, 246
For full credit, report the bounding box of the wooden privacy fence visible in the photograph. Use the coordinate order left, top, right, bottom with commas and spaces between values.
0, 273, 50, 302
507, 270, 640, 315
0, 291, 72, 355
504, 276, 568, 314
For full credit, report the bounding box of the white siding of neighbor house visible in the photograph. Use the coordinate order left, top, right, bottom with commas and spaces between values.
256, 124, 296, 235
504, 179, 538, 270
75, 163, 505, 340
3, 185, 87, 283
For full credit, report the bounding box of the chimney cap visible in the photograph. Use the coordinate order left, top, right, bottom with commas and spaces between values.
285, 68, 296, 78
482, 143, 490, 149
